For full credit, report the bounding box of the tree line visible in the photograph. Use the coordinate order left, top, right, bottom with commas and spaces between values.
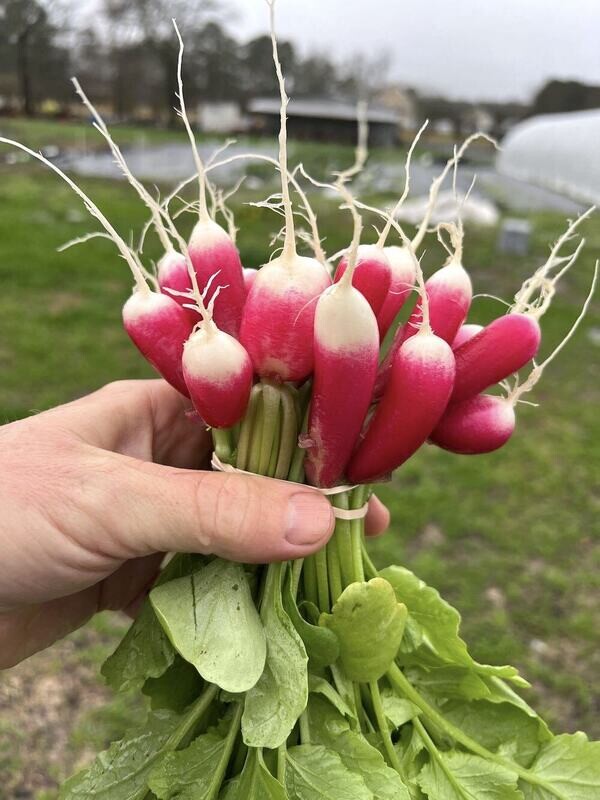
0, 0, 375, 122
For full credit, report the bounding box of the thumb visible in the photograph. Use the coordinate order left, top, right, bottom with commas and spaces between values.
90, 451, 336, 564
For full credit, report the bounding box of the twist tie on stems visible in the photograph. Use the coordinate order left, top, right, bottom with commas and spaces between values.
210, 453, 369, 521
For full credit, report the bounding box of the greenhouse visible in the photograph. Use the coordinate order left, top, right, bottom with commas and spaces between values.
497, 109, 600, 204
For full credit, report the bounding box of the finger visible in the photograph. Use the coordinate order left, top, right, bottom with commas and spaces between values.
38, 379, 210, 469
48, 447, 337, 578
365, 494, 390, 537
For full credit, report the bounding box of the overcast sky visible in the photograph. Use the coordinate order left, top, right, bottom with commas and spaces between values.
229, 0, 600, 102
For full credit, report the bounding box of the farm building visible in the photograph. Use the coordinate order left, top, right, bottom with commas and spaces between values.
247, 98, 401, 146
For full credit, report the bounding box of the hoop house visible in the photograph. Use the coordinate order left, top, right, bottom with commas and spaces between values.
497, 109, 600, 204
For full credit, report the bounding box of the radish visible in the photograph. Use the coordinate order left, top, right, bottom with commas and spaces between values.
430, 394, 515, 454
157, 249, 198, 323
305, 152, 379, 488
243, 267, 258, 291
334, 244, 392, 316
433, 260, 598, 453
173, 23, 246, 338
375, 221, 472, 399
182, 283, 254, 429
347, 239, 456, 483
376, 245, 416, 339
452, 323, 483, 350
239, 1, 330, 382
123, 290, 192, 397
451, 312, 541, 404
0, 135, 195, 397
71, 77, 203, 339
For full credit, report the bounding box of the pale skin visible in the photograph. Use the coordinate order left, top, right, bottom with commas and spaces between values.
0, 379, 389, 668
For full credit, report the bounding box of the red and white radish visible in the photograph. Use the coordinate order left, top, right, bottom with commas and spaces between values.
430, 394, 515, 454
123, 290, 192, 397
375, 222, 472, 399
240, 1, 330, 382
243, 267, 258, 291
305, 166, 379, 487
334, 244, 392, 317
0, 134, 196, 397
348, 238, 456, 483
173, 23, 246, 338
433, 259, 597, 454
451, 313, 541, 404
376, 245, 416, 339
182, 306, 253, 429
452, 323, 483, 350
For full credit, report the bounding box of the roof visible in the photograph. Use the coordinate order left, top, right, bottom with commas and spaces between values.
247, 97, 400, 125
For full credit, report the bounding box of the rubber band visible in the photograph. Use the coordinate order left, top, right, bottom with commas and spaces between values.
210, 453, 370, 521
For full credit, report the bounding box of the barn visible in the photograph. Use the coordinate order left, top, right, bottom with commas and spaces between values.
247, 97, 400, 146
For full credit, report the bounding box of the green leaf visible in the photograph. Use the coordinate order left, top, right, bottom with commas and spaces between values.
308, 675, 356, 721
380, 566, 472, 667
142, 656, 203, 713
406, 665, 493, 702
285, 745, 372, 800
381, 567, 527, 691
442, 698, 549, 768
151, 559, 266, 693
396, 725, 428, 800
319, 578, 407, 682
59, 710, 180, 800
305, 695, 410, 800
283, 575, 339, 668
242, 564, 308, 749
101, 555, 204, 693
380, 690, 420, 729
520, 732, 600, 800
418, 751, 522, 800
147, 731, 225, 799
235, 749, 288, 799
102, 601, 175, 693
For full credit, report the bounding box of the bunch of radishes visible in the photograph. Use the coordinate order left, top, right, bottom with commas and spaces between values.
4, 3, 599, 797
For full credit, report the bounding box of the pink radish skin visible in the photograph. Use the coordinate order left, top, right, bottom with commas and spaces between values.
375, 259, 472, 398
243, 267, 258, 292
305, 282, 379, 487
431, 394, 515, 454
188, 218, 246, 337
123, 291, 193, 397
452, 313, 541, 403
240, 255, 331, 382
334, 244, 392, 316
183, 325, 253, 428
348, 333, 456, 483
377, 245, 416, 339
157, 250, 200, 324
452, 323, 483, 350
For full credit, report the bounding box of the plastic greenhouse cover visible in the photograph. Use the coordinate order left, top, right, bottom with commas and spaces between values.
496, 109, 600, 205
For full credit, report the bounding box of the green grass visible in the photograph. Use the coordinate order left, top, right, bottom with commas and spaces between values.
0, 132, 598, 796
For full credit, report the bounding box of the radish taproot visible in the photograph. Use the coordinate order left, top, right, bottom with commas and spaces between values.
334, 244, 392, 317
348, 240, 455, 483
239, 1, 330, 382
451, 312, 541, 403
452, 323, 483, 349
305, 148, 379, 488
434, 259, 598, 454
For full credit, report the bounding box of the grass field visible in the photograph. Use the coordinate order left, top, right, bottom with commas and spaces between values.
0, 125, 598, 797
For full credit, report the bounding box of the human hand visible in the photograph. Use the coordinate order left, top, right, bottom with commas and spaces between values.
0, 380, 389, 667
